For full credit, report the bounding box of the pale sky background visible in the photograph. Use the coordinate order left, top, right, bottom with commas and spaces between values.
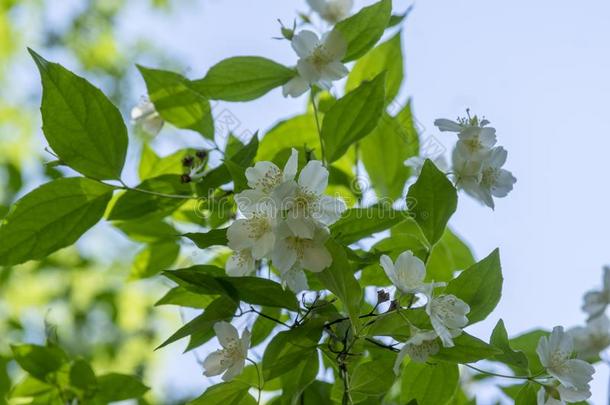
16, 0, 610, 403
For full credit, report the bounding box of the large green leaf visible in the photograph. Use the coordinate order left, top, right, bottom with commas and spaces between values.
280, 347, 320, 404
164, 269, 299, 311
490, 319, 529, 371
510, 329, 549, 373
108, 174, 192, 221
130, 240, 180, 279
322, 73, 385, 163
349, 359, 394, 397
262, 324, 323, 380
94, 373, 148, 402
315, 240, 362, 327
330, 207, 405, 245
0, 178, 113, 266
400, 361, 458, 404
257, 114, 318, 161
251, 307, 282, 347
189, 381, 256, 405
406, 159, 457, 246
138, 66, 214, 138
433, 333, 501, 363
10, 344, 67, 381
426, 228, 475, 282
346, 32, 403, 102
444, 249, 503, 325
191, 57, 294, 101
334, 0, 392, 62
155, 287, 215, 309
183, 229, 228, 249
29, 49, 127, 180
360, 106, 419, 200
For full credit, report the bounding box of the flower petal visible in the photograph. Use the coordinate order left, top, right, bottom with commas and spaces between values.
298, 160, 329, 195
292, 30, 320, 58
214, 321, 240, 348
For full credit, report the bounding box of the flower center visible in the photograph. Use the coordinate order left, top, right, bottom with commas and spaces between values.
285, 236, 314, 260
480, 167, 499, 188
308, 45, 333, 71
256, 167, 282, 193
246, 215, 272, 240
220, 339, 243, 366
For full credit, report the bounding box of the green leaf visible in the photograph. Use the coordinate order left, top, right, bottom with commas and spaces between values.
225, 159, 249, 192
360, 107, 419, 200
9, 375, 53, 398
426, 228, 475, 282
157, 295, 237, 350
406, 159, 457, 245
11, 344, 67, 381
346, 32, 403, 103
192, 57, 295, 101
510, 329, 549, 373
350, 359, 394, 397
113, 218, 178, 243
0, 178, 113, 266
28, 49, 127, 180
262, 324, 323, 380
400, 361, 458, 404
183, 229, 228, 249
138, 145, 191, 180
166, 267, 299, 310
315, 240, 362, 327
69, 359, 97, 394
108, 174, 191, 220
257, 114, 318, 162
515, 382, 538, 405
330, 207, 405, 245
322, 73, 386, 163
155, 286, 216, 309
189, 381, 256, 405
444, 249, 503, 324
224, 276, 299, 311
131, 240, 180, 279
490, 319, 529, 370
138, 66, 214, 138
280, 348, 319, 404
334, 0, 392, 62
94, 373, 148, 402
433, 333, 502, 363
251, 307, 281, 347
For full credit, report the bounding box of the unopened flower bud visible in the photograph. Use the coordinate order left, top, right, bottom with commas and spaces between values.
180, 174, 192, 184
388, 299, 399, 312
182, 156, 195, 167
377, 290, 390, 304
196, 150, 208, 160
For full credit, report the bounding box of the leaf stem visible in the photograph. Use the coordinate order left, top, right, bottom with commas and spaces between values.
117, 179, 196, 200
247, 358, 263, 405
310, 90, 326, 165
464, 363, 546, 381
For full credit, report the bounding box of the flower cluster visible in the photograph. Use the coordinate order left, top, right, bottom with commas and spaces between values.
433, 113, 517, 209
381, 251, 471, 372
536, 326, 595, 404
227, 149, 346, 291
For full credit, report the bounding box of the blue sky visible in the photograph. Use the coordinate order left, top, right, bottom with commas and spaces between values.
26, 0, 610, 402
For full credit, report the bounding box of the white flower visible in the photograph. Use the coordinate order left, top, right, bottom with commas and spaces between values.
434, 116, 491, 133
394, 328, 439, 373
569, 314, 610, 360
271, 222, 332, 273
203, 322, 250, 381
404, 155, 449, 177
131, 98, 163, 136
235, 149, 298, 213
458, 147, 517, 209
380, 251, 439, 295
455, 126, 497, 160
536, 326, 595, 393
283, 30, 348, 98
280, 264, 309, 293
425, 291, 470, 348
279, 160, 346, 238
227, 209, 277, 260
226, 249, 256, 277
537, 384, 592, 405
307, 0, 353, 23
583, 266, 610, 318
